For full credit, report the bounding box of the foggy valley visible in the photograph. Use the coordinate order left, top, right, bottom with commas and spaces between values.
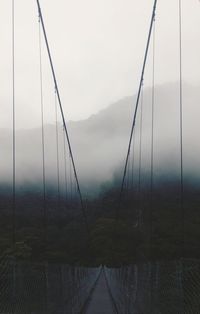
0, 82, 200, 196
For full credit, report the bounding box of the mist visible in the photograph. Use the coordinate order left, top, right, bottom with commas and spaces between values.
0, 82, 200, 197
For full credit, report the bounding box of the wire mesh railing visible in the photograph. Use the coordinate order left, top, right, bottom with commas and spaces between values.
104, 259, 200, 314
0, 256, 101, 314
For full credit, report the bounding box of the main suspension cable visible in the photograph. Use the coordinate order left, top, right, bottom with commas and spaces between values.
117, 0, 158, 219
35, 0, 89, 235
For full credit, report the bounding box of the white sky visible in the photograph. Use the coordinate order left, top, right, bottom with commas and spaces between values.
0, 0, 200, 129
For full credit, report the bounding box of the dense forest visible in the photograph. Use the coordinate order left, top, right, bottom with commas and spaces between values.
0, 180, 200, 267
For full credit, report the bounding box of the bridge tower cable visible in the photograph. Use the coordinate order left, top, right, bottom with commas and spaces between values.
116, 0, 158, 220
35, 0, 89, 235
179, 0, 184, 258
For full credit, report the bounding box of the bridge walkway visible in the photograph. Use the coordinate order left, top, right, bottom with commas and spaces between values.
84, 269, 115, 314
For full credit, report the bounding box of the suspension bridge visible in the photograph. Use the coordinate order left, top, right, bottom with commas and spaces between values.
1, 0, 200, 313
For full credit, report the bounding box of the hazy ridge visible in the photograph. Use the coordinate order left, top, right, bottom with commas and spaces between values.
0, 82, 200, 196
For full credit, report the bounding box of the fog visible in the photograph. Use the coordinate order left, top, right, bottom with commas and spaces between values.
0, 1, 200, 196
0, 82, 200, 197
0, 0, 200, 128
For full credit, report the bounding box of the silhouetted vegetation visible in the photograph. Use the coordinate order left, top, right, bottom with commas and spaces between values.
0, 181, 200, 266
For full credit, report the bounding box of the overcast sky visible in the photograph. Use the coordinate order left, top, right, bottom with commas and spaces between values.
0, 0, 200, 129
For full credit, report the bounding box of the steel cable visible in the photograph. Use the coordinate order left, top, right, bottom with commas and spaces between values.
12, 0, 16, 251
179, 0, 184, 259
38, 14, 47, 252
54, 89, 61, 211
35, 0, 89, 235
117, 0, 158, 221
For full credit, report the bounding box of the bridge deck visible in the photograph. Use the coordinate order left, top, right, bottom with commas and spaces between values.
85, 270, 115, 314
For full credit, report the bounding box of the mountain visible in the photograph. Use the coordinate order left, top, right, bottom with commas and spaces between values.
0, 82, 200, 196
